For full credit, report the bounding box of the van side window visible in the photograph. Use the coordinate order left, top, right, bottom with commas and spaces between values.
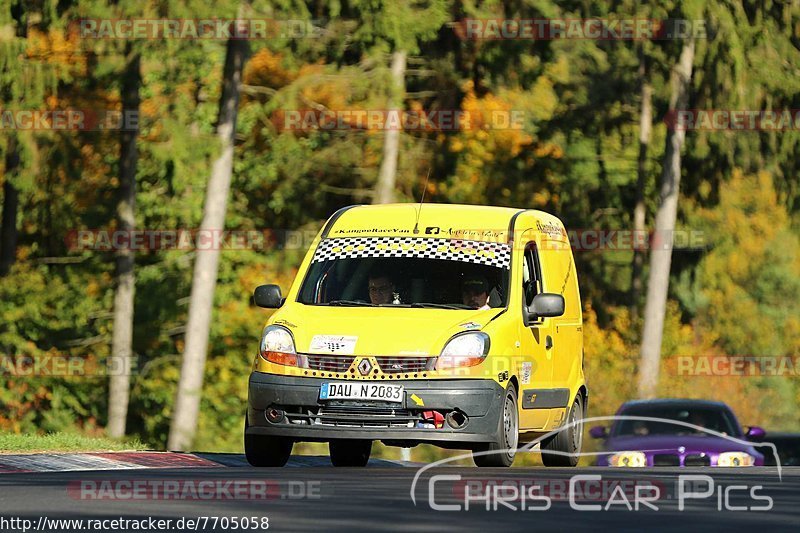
523, 243, 542, 307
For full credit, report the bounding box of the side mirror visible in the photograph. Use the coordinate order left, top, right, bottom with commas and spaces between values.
745, 426, 766, 442
589, 426, 608, 439
254, 284, 283, 309
527, 293, 565, 320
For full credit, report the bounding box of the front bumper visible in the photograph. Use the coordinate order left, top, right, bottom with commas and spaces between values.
247, 372, 504, 448
596, 450, 765, 467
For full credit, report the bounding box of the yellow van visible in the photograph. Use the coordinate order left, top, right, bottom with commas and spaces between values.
246, 204, 586, 467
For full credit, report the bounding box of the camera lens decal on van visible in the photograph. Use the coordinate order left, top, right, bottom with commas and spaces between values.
311, 237, 511, 268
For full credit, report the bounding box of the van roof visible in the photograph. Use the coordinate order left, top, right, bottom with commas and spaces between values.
322, 203, 563, 242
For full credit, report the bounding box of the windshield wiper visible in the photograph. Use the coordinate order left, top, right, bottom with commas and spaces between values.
326, 299, 376, 306
410, 302, 473, 310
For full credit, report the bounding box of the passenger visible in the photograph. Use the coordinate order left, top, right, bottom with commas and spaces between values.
368, 273, 395, 305
462, 276, 491, 310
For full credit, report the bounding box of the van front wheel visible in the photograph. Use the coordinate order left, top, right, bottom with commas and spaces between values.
473, 386, 518, 467
244, 417, 293, 467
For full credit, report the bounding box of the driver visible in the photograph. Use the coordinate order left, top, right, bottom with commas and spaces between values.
368, 273, 395, 305
633, 421, 650, 436
462, 276, 491, 310
689, 411, 708, 433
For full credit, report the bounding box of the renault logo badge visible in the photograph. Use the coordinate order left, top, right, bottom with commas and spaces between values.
358, 359, 372, 376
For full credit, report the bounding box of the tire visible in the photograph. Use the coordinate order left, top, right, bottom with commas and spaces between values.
244, 416, 293, 467
329, 439, 372, 467
472, 386, 519, 467
541, 394, 584, 467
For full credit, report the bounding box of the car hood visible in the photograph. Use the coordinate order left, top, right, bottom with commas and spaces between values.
268, 304, 501, 356
604, 434, 758, 456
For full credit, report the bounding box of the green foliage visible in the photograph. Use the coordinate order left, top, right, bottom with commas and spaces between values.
683, 172, 800, 356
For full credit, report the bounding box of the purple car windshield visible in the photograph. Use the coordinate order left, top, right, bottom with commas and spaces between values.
612, 405, 739, 438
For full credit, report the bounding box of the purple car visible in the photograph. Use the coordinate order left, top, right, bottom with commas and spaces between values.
591, 399, 766, 467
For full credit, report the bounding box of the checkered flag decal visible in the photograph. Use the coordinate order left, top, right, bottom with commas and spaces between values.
312, 237, 511, 268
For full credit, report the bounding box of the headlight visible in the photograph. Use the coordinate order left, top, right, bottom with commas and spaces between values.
259, 326, 305, 367
608, 451, 647, 467
435, 332, 490, 370
717, 452, 755, 467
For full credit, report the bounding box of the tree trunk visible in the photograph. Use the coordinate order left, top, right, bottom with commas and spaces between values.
630, 50, 652, 319
372, 50, 407, 204
638, 39, 695, 399
1, 137, 20, 277
107, 45, 141, 438
168, 36, 248, 451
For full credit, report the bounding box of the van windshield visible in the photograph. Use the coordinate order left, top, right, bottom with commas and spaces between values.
297, 237, 511, 309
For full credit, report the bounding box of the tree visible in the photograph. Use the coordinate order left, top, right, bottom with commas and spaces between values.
0, 4, 32, 277
0, 137, 20, 276
168, 34, 249, 451
344, 0, 446, 203
372, 50, 406, 204
630, 47, 653, 318
638, 38, 695, 399
107, 43, 141, 438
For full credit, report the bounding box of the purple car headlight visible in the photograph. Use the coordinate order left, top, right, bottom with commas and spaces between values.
608, 451, 646, 467
717, 452, 755, 467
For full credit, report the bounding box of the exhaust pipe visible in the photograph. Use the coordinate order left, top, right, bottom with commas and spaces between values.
445, 409, 468, 429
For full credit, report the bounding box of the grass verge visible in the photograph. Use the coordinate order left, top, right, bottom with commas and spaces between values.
0, 432, 146, 454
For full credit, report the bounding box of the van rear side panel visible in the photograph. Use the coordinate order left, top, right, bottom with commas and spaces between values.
540, 232, 583, 411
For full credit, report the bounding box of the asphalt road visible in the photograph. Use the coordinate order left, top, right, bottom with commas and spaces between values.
1, 461, 798, 532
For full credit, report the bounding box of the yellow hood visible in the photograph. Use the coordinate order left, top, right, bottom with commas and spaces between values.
269, 304, 500, 356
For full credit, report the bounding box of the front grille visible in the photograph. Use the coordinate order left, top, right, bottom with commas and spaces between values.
306, 354, 354, 373
376, 357, 433, 373
284, 404, 421, 428
653, 454, 681, 466
684, 454, 710, 467
304, 355, 433, 374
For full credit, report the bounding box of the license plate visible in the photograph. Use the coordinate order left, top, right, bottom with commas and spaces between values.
319, 382, 404, 403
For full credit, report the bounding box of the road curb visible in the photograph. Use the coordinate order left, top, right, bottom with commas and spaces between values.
0, 452, 419, 473
0, 452, 223, 473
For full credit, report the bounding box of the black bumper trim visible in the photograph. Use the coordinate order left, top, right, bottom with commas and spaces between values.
521, 388, 570, 409
247, 372, 504, 445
